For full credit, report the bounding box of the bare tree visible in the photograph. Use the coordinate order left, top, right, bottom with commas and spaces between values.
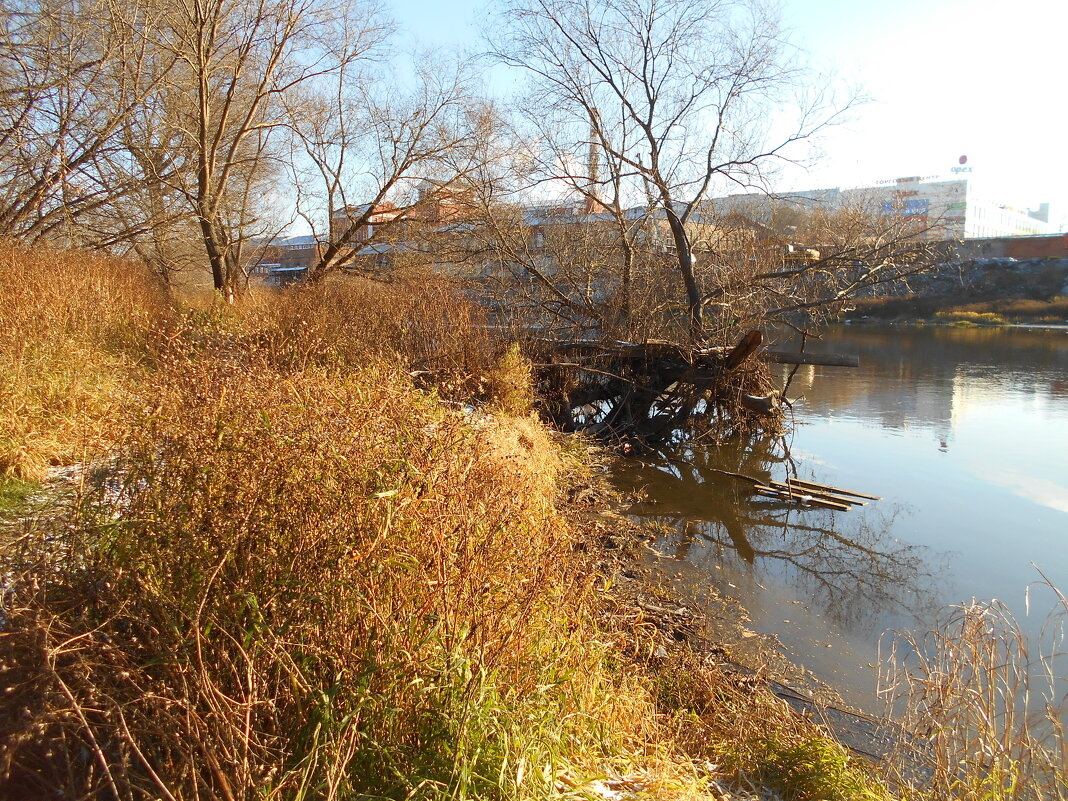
466, 192, 676, 340
699, 194, 951, 333
489, 0, 852, 340
282, 50, 501, 281
0, 0, 496, 291
142, 0, 387, 299
0, 0, 179, 244
455, 100, 682, 341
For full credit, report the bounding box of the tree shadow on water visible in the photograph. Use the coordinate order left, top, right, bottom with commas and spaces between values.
620, 436, 944, 634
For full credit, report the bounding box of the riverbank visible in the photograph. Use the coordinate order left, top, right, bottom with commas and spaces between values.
843, 292, 1068, 326
618, 322, 1068, 799
0, 244, 890, 800
840, 254, 1068, 327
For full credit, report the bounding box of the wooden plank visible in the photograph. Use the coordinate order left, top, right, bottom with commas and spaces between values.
754, 489, 851, 511
767, 480, 867, 506
786, 477, 881, 501
762, 350, 860, 368
752, 487, 852, 511
708, 468, 767, 486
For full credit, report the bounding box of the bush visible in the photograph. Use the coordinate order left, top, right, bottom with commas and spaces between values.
0, 353, 650, 799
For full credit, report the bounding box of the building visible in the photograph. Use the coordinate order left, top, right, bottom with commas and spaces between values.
329, 202, 402, 244
411, 179, 476, 224
249, 235, 320, 286
249, 179, 479, 284
712, 177, 1054, 240
858, 177, 1053, 239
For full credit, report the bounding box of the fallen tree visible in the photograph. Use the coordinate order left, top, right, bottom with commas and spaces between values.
530, 330, 855, 447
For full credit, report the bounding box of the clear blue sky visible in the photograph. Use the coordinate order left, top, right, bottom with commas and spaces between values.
389, 0, 1068, 228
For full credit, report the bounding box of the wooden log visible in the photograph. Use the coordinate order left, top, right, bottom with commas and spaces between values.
785, 477, 881, 501
724, 330, 763, 370
762, 350, 860, 368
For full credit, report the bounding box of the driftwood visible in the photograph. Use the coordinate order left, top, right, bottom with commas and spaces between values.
715, 469, 877, 512
532, 330, 858, 445
785, 477, 881, 501
763, 350, 860, 368
679, 462, 876, 512
739, 390, 781, 416
537, 337, 860, 369
724, 330, 764, 369
768, 480, 867, 506
753, 487, 851, 511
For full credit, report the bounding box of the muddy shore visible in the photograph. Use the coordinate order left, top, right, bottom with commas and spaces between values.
570, 479, 903, 769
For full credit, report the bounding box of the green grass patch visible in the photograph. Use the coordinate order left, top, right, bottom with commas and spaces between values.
760, 738, 887, 801
935, 310, 1006, 325
847, 292, 1068, 325
0, 477, 38, 512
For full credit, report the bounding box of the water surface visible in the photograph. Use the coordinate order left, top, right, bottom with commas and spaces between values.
618, 324, 1068, 710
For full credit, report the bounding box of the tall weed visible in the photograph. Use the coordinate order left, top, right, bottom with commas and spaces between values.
0, 353, 647, 799
0, 242, 169, 478
236, 276, 496, 398
883, 586, 1068, 800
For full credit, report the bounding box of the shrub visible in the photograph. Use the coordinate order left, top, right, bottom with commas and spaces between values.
484, 343, 536, 416
0, 354, 651, 799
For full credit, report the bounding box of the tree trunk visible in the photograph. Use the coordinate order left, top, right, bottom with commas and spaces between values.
199, 213, 236, 303
664, 209, 703, 341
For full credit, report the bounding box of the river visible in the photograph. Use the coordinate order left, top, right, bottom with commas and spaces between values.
617, 324, 1068, 712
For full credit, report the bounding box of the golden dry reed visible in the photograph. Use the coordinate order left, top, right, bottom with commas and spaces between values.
883, 586, 1068, 801
1, 243, 895, 800
0, 242, 170, 479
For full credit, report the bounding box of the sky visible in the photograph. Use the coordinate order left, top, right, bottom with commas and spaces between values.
385, 0, 1068, 229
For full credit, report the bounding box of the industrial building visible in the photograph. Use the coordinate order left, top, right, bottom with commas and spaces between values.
714, 177, 1054, 240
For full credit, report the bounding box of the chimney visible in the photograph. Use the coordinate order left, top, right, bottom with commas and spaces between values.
585, 109, 601, 213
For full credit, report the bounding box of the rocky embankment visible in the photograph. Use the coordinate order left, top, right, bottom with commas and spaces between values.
910, 256, 1068, 298
847, 256, 1068, 322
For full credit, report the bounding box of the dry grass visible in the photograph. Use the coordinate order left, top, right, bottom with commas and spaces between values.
949, 296, 1068, 323
483, 343, 537, 417
882, 585, 1068, 800
0, 250, 653, 800
0, 245, 899, 800
232, 275, 497, 399
0, 352, 654, 800
0, 242, 171, 479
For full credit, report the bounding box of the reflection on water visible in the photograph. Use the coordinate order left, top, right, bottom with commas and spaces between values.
618, 325, 1068, 711
629, 442, 938, 631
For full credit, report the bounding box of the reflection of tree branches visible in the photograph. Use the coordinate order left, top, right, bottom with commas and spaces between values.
625, 440, 941, 632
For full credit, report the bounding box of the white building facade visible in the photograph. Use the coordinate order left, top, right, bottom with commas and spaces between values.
714, 178, 1054, 240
